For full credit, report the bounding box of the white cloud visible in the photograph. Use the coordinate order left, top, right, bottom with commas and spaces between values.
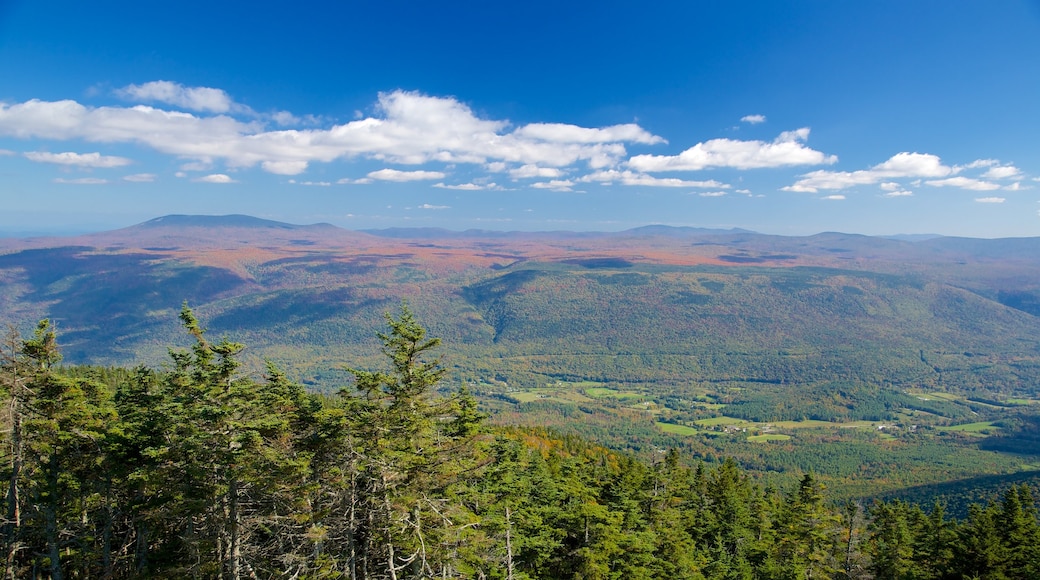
882, 190, 913, 198
785, 152, 954, 193
117, 81, 234, 113
262, 160, 311, 175
0, 149, 14, 156
741, 114, 766, 124
962, 159, 999, 169
0, 90, 685, 177
367, 168, 446, 182
531, 180, 575, 192
698, 191, 728, 197
512, 123, 664, 145
25, 151, 132, 168
925, 177, 1001, 191
822, 194, 846, 200
975, 197, 1005, 203
417, 203, 450, 210
433, 182, 498, 190
982, 165, 1021, 180
123, 173, 156, 182
53, 177, 107, 184
1003, 182, 1027, 191
509, 164, 564, 179
288, 179, 331, 186
581, 169, 728, 188
194, 174, 237, 183
628, 128, 835, 172
873, 152, 952, 177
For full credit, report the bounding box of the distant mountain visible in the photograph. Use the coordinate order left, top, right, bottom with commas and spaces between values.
624, 224, 758, 236
135, 214, 327, 230
882, 233, 945, 242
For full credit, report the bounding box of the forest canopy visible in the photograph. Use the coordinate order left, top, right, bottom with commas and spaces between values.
1, 307, 1038, 579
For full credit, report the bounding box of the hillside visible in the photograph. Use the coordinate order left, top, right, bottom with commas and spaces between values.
3, 216, 1038, 387
3, 215, 1040, 494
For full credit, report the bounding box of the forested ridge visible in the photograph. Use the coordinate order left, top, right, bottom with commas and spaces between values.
2, 308, 1039, 579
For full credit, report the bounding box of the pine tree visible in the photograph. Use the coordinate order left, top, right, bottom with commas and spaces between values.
774, 473, 838, 580
343, 304, 482, 579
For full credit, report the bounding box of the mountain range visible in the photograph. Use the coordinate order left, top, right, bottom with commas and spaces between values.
2, 215, 1038, 397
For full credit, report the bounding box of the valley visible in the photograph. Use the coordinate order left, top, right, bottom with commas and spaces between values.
3, 214, 1040, 503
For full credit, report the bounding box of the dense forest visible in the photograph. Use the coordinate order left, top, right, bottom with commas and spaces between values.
2, 307, 1039, 579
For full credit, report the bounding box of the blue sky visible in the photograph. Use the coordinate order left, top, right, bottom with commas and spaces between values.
1, 1, 1038, 237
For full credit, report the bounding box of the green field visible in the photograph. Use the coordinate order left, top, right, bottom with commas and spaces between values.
585, 387, 644, 400
655, 422, 700, 436
941, 421, 1000, 435
748, 434, 791, 442
695, 416, 748, 427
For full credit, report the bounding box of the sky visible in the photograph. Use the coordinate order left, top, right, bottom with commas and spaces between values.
1, 1, 1039, 238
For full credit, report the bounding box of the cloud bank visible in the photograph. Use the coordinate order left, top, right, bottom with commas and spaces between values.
784, 153, 1021, 194
1, 81, 1027, 209
0, 87, 669, 177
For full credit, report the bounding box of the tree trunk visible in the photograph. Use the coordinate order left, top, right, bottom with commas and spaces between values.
44, 455, 63, 580
383, 482, 398, 580
3, 402, 22, 580
228, 475, 242, 580
100, 477, 114, 579
504, 506, 514, 580
348, 469, 358, 580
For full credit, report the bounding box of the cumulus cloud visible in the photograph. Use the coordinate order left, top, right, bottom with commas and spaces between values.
882, 190, 913, 198
54, 177, 108, 184
117, 81, 234, 113
123, 173, 156, 182
925, 177, 1001, 191
822, 195, 846, 200
531, 180, 575, 192
787, 153, 1029, 195
698, 191, 729, 197
512, 123, 664, 145
981, 165, 1021, 180
628, 128, 835, 172
288, 179, 331, 186
25, 151, 132, 168
509, 164, 564, 179
0, 90, 664, 176
417, 203, 450, 210
433, 182, 498, 190
367, 168, 446, 182
975, 197, 1005, 203
581, 169, 728, 188
194, 174, 237, 183
741, 114, 766, 124
785, 152, 954, 193
263, 160, 310, 175
0, 149, 14, 156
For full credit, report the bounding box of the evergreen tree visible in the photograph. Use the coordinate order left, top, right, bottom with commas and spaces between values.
774, 473, 838, 580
